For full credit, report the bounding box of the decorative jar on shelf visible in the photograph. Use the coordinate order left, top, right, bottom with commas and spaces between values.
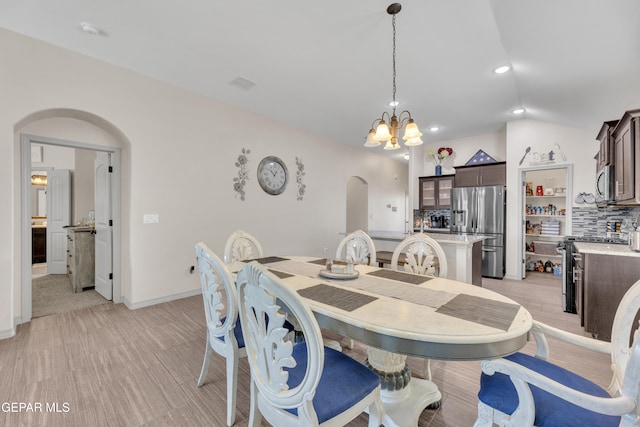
435, 165, 442, 176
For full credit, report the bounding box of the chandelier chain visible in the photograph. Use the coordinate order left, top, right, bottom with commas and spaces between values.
392, 14, 397, 114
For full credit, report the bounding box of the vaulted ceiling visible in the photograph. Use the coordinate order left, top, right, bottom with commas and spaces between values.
2, 0, 640, 161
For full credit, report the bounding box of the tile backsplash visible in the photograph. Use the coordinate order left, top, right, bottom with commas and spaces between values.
572, 206, 640, 238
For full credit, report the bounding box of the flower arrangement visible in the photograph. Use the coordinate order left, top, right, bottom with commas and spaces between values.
428, 147, 453, 165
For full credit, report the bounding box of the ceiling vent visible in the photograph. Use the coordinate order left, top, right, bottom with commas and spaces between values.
230, 76, 256, 91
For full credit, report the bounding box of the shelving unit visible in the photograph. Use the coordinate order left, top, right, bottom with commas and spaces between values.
521, 168, 572, 277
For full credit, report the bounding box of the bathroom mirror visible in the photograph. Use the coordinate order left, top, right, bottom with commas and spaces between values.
31, 170, 48, 219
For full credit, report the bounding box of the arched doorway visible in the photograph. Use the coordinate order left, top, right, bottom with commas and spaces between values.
17, 109, 130, 323
346, 176, 368, 233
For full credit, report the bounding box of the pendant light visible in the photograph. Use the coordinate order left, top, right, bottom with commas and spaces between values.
365, 3, 423, 150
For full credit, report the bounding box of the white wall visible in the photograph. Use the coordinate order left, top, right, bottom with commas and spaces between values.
0, 28, 407, 337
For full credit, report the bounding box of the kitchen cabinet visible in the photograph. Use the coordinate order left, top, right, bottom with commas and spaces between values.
32, 227, 46, 264
419, 175, 454, 209
595, 120, 618, 171
575, 244, 640, 342
612, 109, 640, 204
454, 162, 506, 187
67, 227, 95, 293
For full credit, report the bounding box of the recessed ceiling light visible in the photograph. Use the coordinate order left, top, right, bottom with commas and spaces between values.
429, 126, 439, 132
80, 22, 100, 36
493, 65, 511, 74
511, 108, 526, 115
389, 101, 399, 107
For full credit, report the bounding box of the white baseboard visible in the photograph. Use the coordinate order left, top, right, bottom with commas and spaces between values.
123, 288, 202, 310
0, 326, 16, 340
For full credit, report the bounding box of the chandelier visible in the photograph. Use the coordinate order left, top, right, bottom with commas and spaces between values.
365, 3, 423, 150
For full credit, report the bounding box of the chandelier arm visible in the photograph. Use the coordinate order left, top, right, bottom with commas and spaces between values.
397, 110, 414, 126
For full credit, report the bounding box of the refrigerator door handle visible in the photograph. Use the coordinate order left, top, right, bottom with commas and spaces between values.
482, 248, 497, 252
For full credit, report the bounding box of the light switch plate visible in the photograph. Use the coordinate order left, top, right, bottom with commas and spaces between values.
143, 214, 159, 224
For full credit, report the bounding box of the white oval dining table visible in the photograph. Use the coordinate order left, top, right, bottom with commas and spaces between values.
229, 256, 532, 427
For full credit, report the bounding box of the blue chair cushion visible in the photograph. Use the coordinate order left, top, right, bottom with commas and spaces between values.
284, 343, 380, 423
215, 316, 295, 349
478, 352, 620, 427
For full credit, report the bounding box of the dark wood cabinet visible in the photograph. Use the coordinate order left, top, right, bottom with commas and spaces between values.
612, 110, 640, 204
32, 227, 46, 264
453, 162, 506, 187
595, 120, 618, 171
419, 175, 454, 209
580, 251, 640, 342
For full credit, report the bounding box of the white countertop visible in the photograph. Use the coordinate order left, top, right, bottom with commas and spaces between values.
574, 242, 640, 258
368, 231, 486, 245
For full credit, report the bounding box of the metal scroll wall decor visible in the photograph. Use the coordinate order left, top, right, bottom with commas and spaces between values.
295, 157, 306, 201
233, 148, 250, 201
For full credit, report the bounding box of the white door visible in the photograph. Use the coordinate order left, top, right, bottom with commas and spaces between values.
46, 169, 71, 274
94, 153, 113, 300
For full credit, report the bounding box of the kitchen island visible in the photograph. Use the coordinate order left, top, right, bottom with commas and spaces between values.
369, 231, 484, 286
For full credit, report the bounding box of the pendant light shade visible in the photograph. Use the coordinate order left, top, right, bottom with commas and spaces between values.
384, 140, 400, 150
364, 129, 381, 147
402, 119, 423, 140
374, 121, 392, 142
404, 136, 424, 147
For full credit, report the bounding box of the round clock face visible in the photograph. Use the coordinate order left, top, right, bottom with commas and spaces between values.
257, 156, 288, 195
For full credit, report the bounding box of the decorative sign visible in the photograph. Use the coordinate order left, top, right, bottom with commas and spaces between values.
521, 142, 567, 166
465, 149, 496, 165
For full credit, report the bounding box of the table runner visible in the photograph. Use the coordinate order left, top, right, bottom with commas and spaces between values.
262, 258, 456, 309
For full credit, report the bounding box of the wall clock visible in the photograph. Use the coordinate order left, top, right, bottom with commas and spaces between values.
257, 156, 288, 195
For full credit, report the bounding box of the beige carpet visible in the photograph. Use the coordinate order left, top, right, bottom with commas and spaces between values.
32, 274, 110, 318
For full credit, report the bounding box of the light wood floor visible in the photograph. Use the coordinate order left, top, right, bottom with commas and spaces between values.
1, 273, 612, 426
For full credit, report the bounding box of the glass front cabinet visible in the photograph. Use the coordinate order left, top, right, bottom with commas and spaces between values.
419, 175, 454, 209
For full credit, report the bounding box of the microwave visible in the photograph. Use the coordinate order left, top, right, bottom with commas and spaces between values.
596, 164, 614, 204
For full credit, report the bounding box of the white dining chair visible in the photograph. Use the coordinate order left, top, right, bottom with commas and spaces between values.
335, 230, 377, 266
195, 242, 246, 426
391, 233, 448, 385
334, 230, 377, 350
474, 278, 640, 427
236, 261, 384, 427
391, 233, 448, 278
195, 242, 294, 425
223, 229, 264, 264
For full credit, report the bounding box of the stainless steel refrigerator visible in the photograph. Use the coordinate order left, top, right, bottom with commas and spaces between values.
450, 185, 506, 278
